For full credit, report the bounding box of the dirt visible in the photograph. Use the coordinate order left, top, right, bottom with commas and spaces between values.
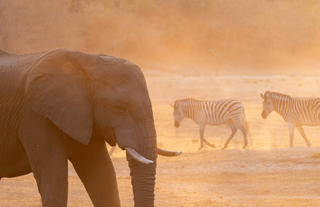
1, 71, 320, 206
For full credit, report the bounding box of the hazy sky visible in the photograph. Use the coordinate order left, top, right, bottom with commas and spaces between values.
1, 0, 320, 73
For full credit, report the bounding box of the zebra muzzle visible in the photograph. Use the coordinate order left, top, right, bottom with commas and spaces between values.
174, 120, 180, 128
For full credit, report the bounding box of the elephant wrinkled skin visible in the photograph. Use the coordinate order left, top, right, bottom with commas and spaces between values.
0, 49, 180, 207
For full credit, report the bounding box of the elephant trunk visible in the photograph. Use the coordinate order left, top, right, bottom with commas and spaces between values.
128, 115, 157, 207
128, 159, 156, 207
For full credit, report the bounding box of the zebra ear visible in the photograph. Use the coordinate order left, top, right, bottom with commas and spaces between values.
260, 93, 264, 99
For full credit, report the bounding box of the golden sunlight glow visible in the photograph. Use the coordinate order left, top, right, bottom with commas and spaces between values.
1, 1, 320, 207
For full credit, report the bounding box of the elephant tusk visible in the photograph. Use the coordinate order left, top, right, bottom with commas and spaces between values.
125, 147, 154, 164
157, 148, 182, 157
108, 146, 116, 155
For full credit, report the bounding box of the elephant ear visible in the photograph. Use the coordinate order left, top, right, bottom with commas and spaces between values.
25, 49, 93, 145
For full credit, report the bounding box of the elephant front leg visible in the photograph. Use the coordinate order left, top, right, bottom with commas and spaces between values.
69, 138, 120, 207
19, 110, 68, 207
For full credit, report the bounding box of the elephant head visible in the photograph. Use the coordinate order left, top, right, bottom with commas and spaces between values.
24, 49, 180, 207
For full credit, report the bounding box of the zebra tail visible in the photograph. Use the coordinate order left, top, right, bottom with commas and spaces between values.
242, 110, 251, 138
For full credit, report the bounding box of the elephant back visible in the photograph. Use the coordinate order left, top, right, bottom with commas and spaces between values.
0, 52, 43, 96
0, 50, 10, 56
0, 52, 44, 140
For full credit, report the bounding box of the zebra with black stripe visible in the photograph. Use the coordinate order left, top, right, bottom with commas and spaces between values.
173, 98, 250, 149
260, 91, 317, 148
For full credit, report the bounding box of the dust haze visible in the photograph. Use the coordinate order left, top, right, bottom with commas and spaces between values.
1, 0, 320, 74
2, 1, 320, 207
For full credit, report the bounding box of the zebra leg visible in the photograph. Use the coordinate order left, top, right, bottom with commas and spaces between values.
198, 126, 205, 150
222, 125, 237, 149
288, 124, 295, 148
232, 119, 248, 149
297, 126, 311, 147
203, 138, 216, 148
200, 125, 216, 149
239, 126, 248, 149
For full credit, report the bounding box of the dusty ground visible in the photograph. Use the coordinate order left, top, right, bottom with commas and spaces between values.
2, 71, 320, 206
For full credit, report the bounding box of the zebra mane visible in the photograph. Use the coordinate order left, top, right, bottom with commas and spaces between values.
175, 98, 200, 103
180, 98, 200, 102
267, 91, 292, 100
174, 98, 200, 107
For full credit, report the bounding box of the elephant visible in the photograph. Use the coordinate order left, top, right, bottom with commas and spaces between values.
0, 48, 181, 207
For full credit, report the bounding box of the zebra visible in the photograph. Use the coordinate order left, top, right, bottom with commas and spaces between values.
172, 98, 250, 149
260, 91, 319, 148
